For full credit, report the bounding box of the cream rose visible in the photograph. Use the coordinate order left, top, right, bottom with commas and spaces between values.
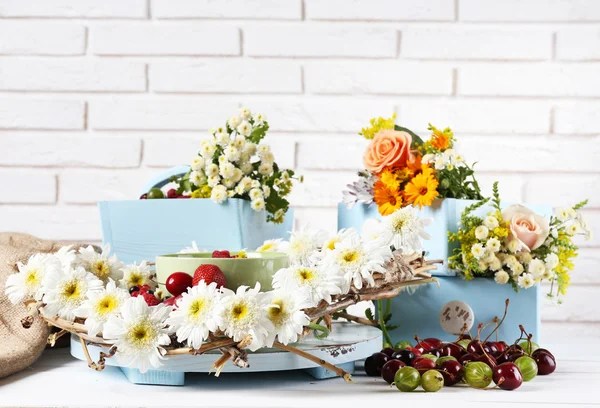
502, 204, 550, 251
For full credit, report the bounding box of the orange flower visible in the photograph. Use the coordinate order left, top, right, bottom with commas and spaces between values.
374, 180, 403, 215
430, 129, 450, 151
404, 172, 439, 208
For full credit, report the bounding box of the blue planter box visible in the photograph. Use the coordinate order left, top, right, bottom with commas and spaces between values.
99, 166, 292, 264
338, 199, 552, 343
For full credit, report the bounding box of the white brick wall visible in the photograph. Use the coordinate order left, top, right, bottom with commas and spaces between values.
1, 0, 598, 327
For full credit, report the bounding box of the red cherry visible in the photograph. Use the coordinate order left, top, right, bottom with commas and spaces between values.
493, 362, 523, 390
441, 343, 466, 359
167, 188, 178, 198
165, 272, 193, 297
438, 360, 464, 386
406, 346, 422, 358
416, 338, 443, 353
412, 357, 436, 374
476, 353, 497, 368
381, 359, 405, 384
533, 351, 556, 375
163, 294, 182, 308
459, 352, 479, 366
494, 342, 507, 354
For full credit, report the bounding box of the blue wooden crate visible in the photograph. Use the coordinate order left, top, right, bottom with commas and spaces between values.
99, 166, 293, 264
338, 198, 552, 343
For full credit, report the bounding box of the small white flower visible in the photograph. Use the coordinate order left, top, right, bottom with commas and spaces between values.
273, 263, 342, 306
191, 156, 205, 172
179, 241, 203, 254
41, 265, 103, 321
239, 108, 251, 119
494, 270, 510, 285
258, 162, 273, 176
207, 175, 221, 188
119, 261, 155, 290
219, 162, 235, 179
236, 121, 252, 137
215, 132, 230, 147
199, 140, 216, 158
251, 180, 261, 189
78, 244, 125, 284
227, 190, 235, 197
253, 113, 266, 124
452, 154, 465, 164
261, 152, 275, 165
557, 207, 576, 222
249, 188, 263, 201
434, 156, 446, 170
222, 178, 236, 189
218, 155, 228, 165
54, 245, 77, 269
517, 273, 535, 289
5, 253, 60, 304
567, 222, 581, 235
518, 252, 533, 265
281, 171, 290, 182
287, 227, 328, 265
486, 237, 501, 253
421, 154, 435, 164
504, 254, 518, 267
545, 253, 559, 271
541, 268, 554, 281
211, 185, 228, 204
165, 281, 220, 350
73, 279, 129, 337
475, 225, 489, 240
380, 207, 432, 254
264, 289, 311, 346
240, 162, 253, 175
471, 243, 486, 259
489, 256, 502, 271
103, 296, 171, 373
528, 258, 546, 278
223, 145, 240, 162
507, 239, 522, 253
232, 168, 243, 183
216, 283, 273, 351
228, 115, 242, 129
237, 176, 253, 193
509, 261, 524, 277
251, 198, 265, 212
257, 238, 289, 253
245, 142, 257, 156
190, 170, 206, 187
483, 216, 499, 230
263, 185, 271, 197
205, 163, 219, 177
232, 135, 246, 150
257, 144, 271, 157
274, 208, 285, 221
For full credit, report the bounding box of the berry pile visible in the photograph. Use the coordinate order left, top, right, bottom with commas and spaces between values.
364, 329, 556, 392
140, 188, 190, 200
129, 284, 160, 306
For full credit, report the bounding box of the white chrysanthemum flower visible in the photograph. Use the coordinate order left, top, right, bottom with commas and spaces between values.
517, 273, 535, 289
41, 265, 103, 321
489, 256, 502, 271
421, 154, 435, 164
216, 283, 273, 351
237, 176, 253, 192
541, 268, 554, 281
452, 153, 465, 164
240, 162, 253, 175
200, 140, 216, 158
120, 261, 155, 290
250, 198, 265, 212
232, 168, 243, 183
494, 270, 510, 284
528, 258, 546, 278
103, 296, 171, 373
281, 171, 290, 182
545, 253, 559, 271
179, 241, 204, 254
327, 233, 391, 291
191, 156, 205, 171
218, 155, 228, 165
5, 253, 61, 304
434, 156, 446, 170
73, 279, 129, 337
249, 188, 263, 201
263, 185, 271, 198
483, 216, 499, 230
323, 228, 358, 252
471, 243, 486, 259
236, 121, 252, 137
253, 113, 266, 124
257, 144, 270, 157
250, 180, 261, 189
264, 289, 311, 346
518, 251, 533, 265
261, 151, 275, 165
190, 170, 206, 187
273, 208, 285, 221
54, 245, 77, 268
478, 260, 487, 271
78, 245, 124, 284
215, 132, 230, 147
360, 219, 392, 247
503, 254, 517, 266
381, 207, 432, 254
205, 163, 219, 177
557, 207, 576, 222
566, 222, 581, 235
232, 135, 246, 150
227, 190, 235, 198
239, 108, 251, 119
272, 263, 342, 305
475, 225, 489, 240
245, 142, 257, 156
222, 177, 236, 189
219, 162, 235, 179
258, 162, 273, 176
486, 237, 501, 253
224, 145, 240, 162
165, 281, 220, 350
287, 227, 327, 265
257, 238, 289, 253
509, 261, 524, 276
507, 239, 522, 253
211, 185, 228, 204
228, 115, 242, 129
207, 175, 221, 188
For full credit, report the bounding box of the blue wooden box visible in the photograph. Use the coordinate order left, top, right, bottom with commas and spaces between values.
338, 199, 552, 343
99, 166, 293, 264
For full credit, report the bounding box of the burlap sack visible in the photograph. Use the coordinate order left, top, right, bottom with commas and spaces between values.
0, 233, 90, 378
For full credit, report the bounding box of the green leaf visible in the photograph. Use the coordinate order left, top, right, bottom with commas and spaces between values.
365, 308, 375, 322
308, 323, 330, 339
394, 125, 424, 147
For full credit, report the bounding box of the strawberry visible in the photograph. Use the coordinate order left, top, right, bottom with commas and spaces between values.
193, 264, 226, 289
139, 292, 160, 306
211, 250, 231, 259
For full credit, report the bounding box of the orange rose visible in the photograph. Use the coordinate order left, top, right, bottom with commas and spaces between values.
363, 130, 415, 174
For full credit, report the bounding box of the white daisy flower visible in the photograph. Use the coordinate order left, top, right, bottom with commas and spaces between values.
507, 239, 522, 253
219, 162, 235, 179
483, 216, 499, 230
257, 238, 288, 253
258, 162, 273, 176
216, 283, 273, 351
471, 243, 486, 259
119, 261, 155, 290
227, 115, 242, 129
244, 142, 257, 156
205, 163, 219, 177
323, 228, 358, 252
381, 207, 432, 254
281, 171, 290, 182
257, 144, 271, 157
518, 252, 533, 265
509, 261, 524, 277
199, 140, 216, 158
434, 156, 446, 170
224, 145, 240, 162
191, 156, 205, 172
218, 155, 228, 165
237, 177, 253, 192
494, 270, 510, 285
517, 273, 535, 289
249, 188, 263, 201
211, 185, 228, 204
475, 225, 489, 240
222, 178, 236, 189
488, 256, 502, 271
5, 253, 61, 304
545, 253, 559, 271
54, 245, 77, 268
253, 113, 266, 124
326, 233, 391, 291
360, 219, 393, 247
179, 241, 204, 254
273, 208, 285, 221
78, 245, 124, 284
261, 152, 275, 165
41, 265, 103, 321
250, 180, 261, 189
264, 289, 311, 346
103, 296, 171, 373
207, 175, 221, 188
541, 268, 554, 281
215, 132, 230, 147
528, 258, 546, 278
478, 260, 487, 271
503, 254, 517, 267
421, 154, 435, 164
239, 108, 251, 119
452, 153, 465, 164
250, 198, 265, 212
227, 190, 236, 198
486, 237, 501, 253
73, 279, 129, 337
240, 162, 253, 175
165, 281, 220, 350
263, 185, 271, 197
236, 121, 252, 137
232, 168, 243, 183
232, 135, 246, 150
272, 263, 342, 305
287, 227, 328, 265
556, 207, 576, 222
190, 170, 206, 187
566, 222, 581, 235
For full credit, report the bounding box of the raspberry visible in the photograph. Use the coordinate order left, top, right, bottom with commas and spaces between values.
193, 264, 227, 289
139, 292, 160, 306
211, 250, 231, 259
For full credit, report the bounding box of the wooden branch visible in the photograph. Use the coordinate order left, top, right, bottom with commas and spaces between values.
333, 312, 378, 327
165, 338, 236, 356
42, 316, 111, 346
273, 342, 353, 383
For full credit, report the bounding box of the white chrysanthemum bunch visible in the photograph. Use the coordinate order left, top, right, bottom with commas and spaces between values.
422, 148, 466, 171
175, 108, 301, 224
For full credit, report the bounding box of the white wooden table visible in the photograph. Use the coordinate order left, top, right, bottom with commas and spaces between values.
1, 341, 599, 408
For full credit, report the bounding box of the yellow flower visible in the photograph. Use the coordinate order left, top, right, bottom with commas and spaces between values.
373, 180, 403, 215
191, 185, 212, 198
403, 173, 439, 208
359, 114, 396, 140
426, 124, 454, 152
379, 169, 401, 190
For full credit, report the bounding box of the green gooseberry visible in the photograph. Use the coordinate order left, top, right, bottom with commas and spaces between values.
421, 369, 444, 392
420, 354, 438, 362
147, 188, 165, 199
394, 340, 412, 350
436, 356, 458, 366
458, 339, 471, 350
515, 356, 538, 381
394, 366, 421, 392
463, 362, 493, 388
519, 341, 539, 355
382, 342, 393, 349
